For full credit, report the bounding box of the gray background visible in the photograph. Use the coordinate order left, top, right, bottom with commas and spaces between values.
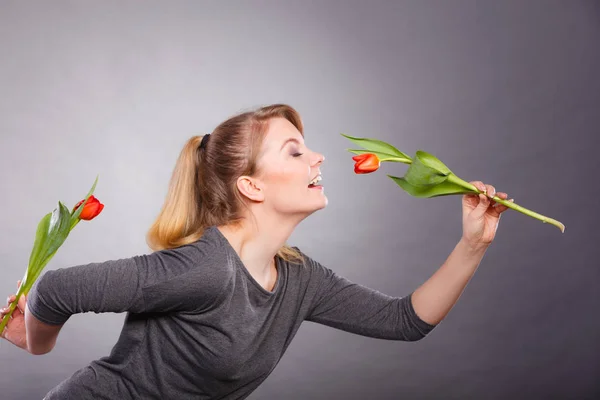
0, 1, 598, 399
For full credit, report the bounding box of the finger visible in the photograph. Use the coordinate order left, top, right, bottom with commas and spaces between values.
2, 298, 14, 309
470, 181, 487, 194
16, 280, 27, 301
462, 193, 479, 207
468, 182, 489, 216
492, 192, 508, 207
0, 306, 9, 317
494, 198, 514, 214
491, 192, 510, 213
17, 293, 26, 314
484, 184, 496, 199
1, 306, 15, 320
473, 192, 491, 217
12, 305, 22, 318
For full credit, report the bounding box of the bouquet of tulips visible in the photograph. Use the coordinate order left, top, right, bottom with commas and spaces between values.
0, 176, 104, 336
342, 134, 565, 233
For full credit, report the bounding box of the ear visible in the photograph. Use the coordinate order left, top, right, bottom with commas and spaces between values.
237, 176, 265, 202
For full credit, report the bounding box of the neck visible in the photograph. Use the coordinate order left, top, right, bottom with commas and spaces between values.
216, 211, 303, 279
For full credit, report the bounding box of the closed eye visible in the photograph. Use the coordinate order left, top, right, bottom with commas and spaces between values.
292, 152, 304, 157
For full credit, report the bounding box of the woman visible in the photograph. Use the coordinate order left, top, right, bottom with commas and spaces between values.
1, 104, 510, 399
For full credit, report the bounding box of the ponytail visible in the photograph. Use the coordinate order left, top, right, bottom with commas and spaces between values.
146, 135, 206, 251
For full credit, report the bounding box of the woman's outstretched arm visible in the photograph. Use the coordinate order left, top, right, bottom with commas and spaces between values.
411, 239, 488, 326
301, 240, 488, 340
301, 248, 436, 341
411, 180, 509, 325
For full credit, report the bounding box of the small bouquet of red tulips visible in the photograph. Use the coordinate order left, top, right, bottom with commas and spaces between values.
342, 133, 565, 233
0, 176, 104, 336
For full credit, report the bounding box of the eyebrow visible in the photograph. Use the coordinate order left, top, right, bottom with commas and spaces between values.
280, 137, 303, 150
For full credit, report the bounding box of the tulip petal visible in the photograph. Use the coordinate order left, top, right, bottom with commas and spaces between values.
353, 153, 380, 174
351, 153, 372, 162
348, 149, 412, 163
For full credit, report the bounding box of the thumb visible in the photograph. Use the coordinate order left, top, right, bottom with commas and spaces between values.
17, 293, 27, 314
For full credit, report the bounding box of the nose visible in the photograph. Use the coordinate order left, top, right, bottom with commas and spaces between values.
313, 152, 325, 166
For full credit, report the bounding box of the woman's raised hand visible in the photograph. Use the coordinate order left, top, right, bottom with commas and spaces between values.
0, 280, 29, 352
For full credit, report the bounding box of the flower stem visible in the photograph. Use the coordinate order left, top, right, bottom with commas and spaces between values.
70, 217, 81, 231
446, 174, 565, 233
379, 157, 412, 164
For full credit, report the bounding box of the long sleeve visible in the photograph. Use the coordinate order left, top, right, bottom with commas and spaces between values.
27, 240, 219, 326
300, 248, 437, 341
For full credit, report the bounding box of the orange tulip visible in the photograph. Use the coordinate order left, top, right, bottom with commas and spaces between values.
73, 195, 104, 220
352, 153, 380, 174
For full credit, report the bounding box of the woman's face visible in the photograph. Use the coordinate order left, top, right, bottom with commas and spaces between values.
241, 117, 327, 218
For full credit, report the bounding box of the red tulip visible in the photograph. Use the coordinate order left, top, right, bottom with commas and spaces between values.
352, 153, 381, 174
73, 195, 104, 220
0, 176, 102, 338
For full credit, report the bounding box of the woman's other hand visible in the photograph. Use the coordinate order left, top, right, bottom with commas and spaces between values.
1, 280, 29, 352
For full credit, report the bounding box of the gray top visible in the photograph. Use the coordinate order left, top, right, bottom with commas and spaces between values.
28, 225, 436, 399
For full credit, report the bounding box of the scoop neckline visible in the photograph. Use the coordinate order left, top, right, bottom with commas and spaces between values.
209, 225, 281, 296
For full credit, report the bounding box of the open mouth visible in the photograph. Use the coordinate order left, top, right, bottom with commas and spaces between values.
308, 175, 322, 188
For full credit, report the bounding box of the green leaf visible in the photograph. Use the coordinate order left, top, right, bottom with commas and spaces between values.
341, 133, 411, 160
388, 175, 474, 198
403, 151, 451, 187
38, 201, 72, 263
346, 149, 411, 162
414, 150, 453, 175
25, 202, 73, 287
26, 212, 52, 278
26, 247, 61, 291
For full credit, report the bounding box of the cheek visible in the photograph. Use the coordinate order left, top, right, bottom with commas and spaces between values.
266, 166, 306, 190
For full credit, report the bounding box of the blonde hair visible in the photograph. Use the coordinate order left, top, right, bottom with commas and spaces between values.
146, 104, 305, 264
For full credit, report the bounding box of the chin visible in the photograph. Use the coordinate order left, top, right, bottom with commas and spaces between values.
297, 197, 328, 218
313, 195, 328, 210
320, 195, 329, 208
